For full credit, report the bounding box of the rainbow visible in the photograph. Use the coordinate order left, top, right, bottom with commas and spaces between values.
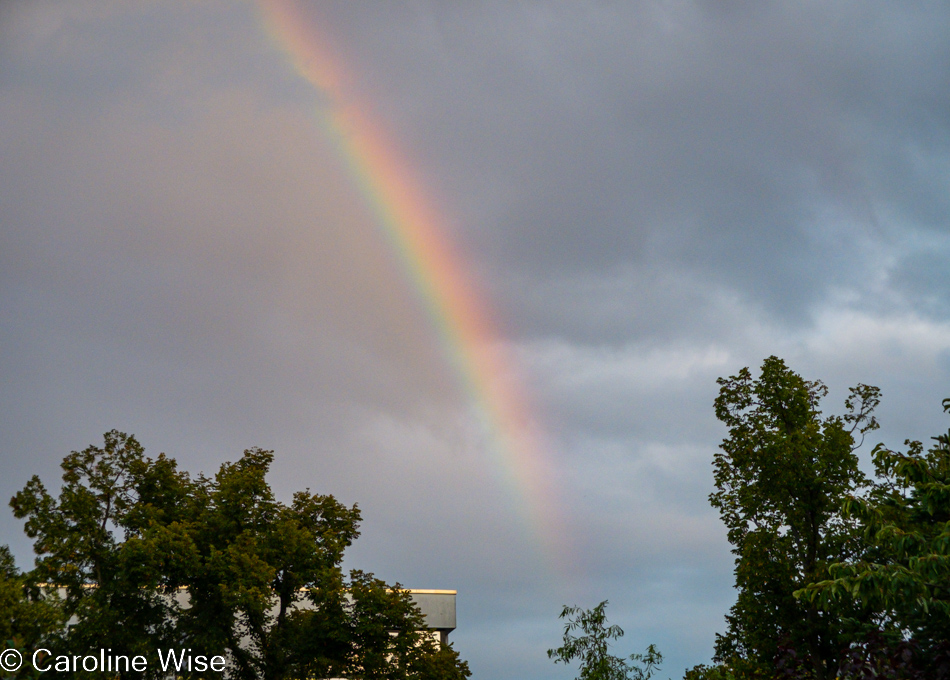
256, 0, 567, 569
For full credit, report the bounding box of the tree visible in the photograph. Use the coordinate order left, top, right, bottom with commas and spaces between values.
0, 544, 64, 680
709, 357, 880, 679
547, 600, 662, 680
798, 398, 950, 676
0, 545, 62, 645
10, 431, 180, 670
9, 430, 470, 680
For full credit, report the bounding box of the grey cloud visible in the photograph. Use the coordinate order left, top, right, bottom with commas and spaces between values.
314, 1, 950, 332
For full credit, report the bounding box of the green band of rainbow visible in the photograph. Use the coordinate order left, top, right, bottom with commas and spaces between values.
257, 0, 567, 569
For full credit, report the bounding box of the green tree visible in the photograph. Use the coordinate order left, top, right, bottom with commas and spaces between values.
10, 432, 182, 669
709, 357, 880, 679
547, 600, 662, 680
0, 545, 62, 647
0, 545, 63, 680
9, 430, 470, 680
798, 398, 950, 672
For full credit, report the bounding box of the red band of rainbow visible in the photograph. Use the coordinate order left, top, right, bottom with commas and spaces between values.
257, 0, 568, 571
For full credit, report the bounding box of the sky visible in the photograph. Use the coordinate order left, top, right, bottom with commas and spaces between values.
2, 1, 950, 677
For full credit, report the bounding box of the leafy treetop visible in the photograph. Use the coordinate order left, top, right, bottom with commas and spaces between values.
7, 431, 470, 680
710, 356, 880, 679
547, 600, 662, 680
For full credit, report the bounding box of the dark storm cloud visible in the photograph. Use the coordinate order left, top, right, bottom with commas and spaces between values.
317, 0, 950, 334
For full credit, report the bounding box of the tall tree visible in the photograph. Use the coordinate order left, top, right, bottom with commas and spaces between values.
798, 398, 950, 675
710, 357, 880, 678
10, 431, 470, 680
11, 431, 184, 668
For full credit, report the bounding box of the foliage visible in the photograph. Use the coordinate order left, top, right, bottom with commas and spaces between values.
797, 398, 950, 674
0, 546, 63, 680
773, 629, 950, 679
0, 546, 62, 651
8, 431, 469, 680
11, 433, 184, 669
709, 357, 880, 679
547, 600, 662, 680
682, 663, 736, 680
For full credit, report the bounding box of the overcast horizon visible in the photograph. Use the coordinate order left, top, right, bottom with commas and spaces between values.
3, 2, 950, 678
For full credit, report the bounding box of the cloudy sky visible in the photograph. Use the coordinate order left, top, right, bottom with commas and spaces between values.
3, 1, 950, 677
